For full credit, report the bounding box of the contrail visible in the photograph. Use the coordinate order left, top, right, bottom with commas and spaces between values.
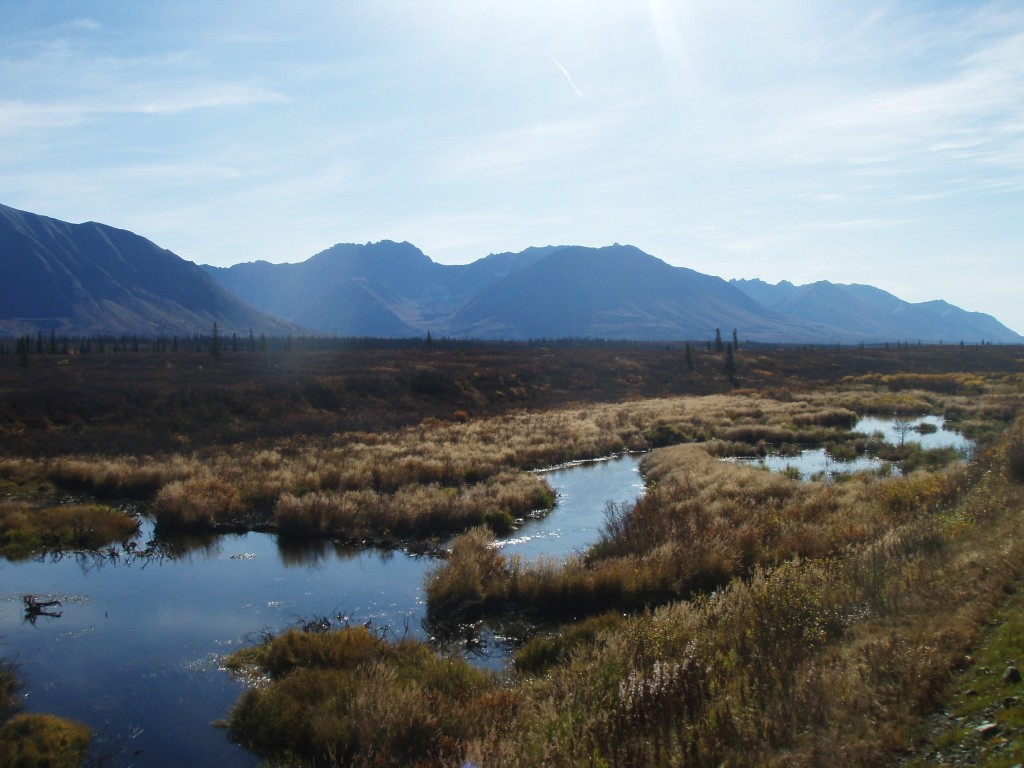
551, 56, 584, 99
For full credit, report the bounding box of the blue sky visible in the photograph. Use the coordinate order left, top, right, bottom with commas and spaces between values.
2, 1, 1023, 334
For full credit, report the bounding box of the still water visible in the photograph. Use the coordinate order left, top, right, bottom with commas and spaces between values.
733, 414, 972, 479
0, 454, 643, 767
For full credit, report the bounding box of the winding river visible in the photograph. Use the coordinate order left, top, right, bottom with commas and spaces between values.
2, 415, 964, 764
0, 454, 644, 767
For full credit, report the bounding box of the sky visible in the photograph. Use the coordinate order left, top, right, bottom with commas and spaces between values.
2, 1, 1023, 334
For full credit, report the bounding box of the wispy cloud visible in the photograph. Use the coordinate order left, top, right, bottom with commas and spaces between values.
551, 56, 583, 99
70, 18, 102, 31
0, 84, 286, 135
811, 218, 916, 231
438, 117, 609, 179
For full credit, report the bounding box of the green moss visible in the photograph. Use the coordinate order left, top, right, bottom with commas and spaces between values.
904, 584, 1024, 767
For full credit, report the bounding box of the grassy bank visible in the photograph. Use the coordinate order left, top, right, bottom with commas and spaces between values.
224, 398, 1024, 767
4, 368, 1012, 546
0, 501, 139, 559
0, 662, 91, 768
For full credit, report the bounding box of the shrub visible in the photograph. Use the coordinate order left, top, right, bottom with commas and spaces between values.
153, 478, 243, 530
425, 527, 507, 618
515, 612, 625, 676
0, 714, 92, 768
226, 627, 501, 768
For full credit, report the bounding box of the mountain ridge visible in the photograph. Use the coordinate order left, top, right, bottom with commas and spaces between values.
1, 203, 1020, 343
0, 203, 297, 337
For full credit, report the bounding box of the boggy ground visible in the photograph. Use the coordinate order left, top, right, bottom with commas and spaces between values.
1, 371, 1009, 547
224, 400, 1024, 768
1, 343, 1023, 766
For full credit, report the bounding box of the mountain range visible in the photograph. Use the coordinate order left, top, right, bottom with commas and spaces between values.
1, 203, 1020, 343
0, 203, 294, 337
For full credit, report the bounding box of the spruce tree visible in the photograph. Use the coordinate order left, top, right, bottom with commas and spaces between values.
724, 342, 737, 384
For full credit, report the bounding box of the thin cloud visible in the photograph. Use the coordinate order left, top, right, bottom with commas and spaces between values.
70, 18, 102, 31
439, 118, 608, 178
813, 218, 916, 231
551, 56, 583, 99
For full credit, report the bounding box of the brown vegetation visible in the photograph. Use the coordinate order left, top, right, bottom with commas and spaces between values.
0, 662, 91, 768
227, 410, 1024, 767
0, 714, 91, 768
2, 342, 1023, 765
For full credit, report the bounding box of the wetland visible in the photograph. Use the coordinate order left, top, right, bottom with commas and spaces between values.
1, 342, 1022, 766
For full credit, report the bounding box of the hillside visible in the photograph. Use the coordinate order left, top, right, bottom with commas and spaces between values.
731, 278, 1022, 344
0, 203, 296, 337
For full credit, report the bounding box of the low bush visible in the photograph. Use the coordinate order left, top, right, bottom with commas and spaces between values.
0, 713, 91, 768
226, 626, 511, 768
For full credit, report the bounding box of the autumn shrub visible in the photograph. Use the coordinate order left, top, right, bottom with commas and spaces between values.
425, 527, 508, 618
152, 477, 243, 530
0, 714, 91, 768
514, 612, 625, 676
226, 626, 507, 768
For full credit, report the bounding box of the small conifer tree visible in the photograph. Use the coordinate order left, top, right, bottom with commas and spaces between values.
724, 342, 737, 384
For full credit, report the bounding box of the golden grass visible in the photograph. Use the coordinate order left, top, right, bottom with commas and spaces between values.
211, 379, 1024, 767
463, 417, 1024, 767
12, 385, 995, 543
0, 713, 91, 768
225, 626, 510, 768
224, 409, 1024, 767
426, 439, 969, 622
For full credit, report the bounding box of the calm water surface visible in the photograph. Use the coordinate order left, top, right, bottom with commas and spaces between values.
733, 414, 972, 479
0, 454, 643, 767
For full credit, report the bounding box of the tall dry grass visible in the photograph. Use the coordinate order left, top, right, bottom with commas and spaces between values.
225, 407, 1024, 768
426, 440, 968, 623
8, 380, 1016, 543
463, 415, 1024, 768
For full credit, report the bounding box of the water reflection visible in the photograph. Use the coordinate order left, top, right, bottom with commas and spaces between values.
275, 535, 365, 567
0, 454, 645, 767
733, 415, 971, 479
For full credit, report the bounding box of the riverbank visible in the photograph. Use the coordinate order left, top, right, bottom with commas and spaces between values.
225, 413, 1024, 767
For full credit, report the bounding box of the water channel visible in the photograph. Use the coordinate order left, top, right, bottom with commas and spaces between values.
732, 414, 972, 478
0, 454, 644, 767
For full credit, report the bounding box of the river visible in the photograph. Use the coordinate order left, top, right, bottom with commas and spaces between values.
0, 453, 643, 766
